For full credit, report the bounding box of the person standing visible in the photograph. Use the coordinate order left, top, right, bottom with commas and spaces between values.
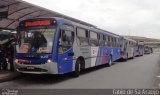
2, 44, 7, 70
8, 44, 14, 71
0, 45, 2, 70
0, 44, 6, 71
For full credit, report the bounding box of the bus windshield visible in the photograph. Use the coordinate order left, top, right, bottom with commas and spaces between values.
16, 28, 56, 54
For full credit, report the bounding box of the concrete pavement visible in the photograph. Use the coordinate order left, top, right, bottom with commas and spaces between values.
0, 70, 20, 83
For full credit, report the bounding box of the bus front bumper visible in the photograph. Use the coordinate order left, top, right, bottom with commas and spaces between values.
14, 62, 58, 74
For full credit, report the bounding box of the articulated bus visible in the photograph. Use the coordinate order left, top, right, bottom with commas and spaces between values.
14, 17, 123, 77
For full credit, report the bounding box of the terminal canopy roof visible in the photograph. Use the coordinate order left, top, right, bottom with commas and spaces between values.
0, 0, 95, 30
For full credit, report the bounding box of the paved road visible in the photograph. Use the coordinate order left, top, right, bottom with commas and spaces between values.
0, 53, 160, 89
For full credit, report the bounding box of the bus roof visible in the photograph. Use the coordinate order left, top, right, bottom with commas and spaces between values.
123, 37, 137, 42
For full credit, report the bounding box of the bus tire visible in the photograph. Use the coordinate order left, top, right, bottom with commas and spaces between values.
72, 59, 80, 77
107, 55, 112, 67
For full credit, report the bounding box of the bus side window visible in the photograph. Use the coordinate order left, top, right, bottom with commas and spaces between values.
116, 38, 119, 47
111, 37, 114, 47
76, 28, 89, 46
89, 31, 99, 46
108, 36, 110, 47
58, 29, 74, 53
99, 34, 105, 46
113, 37, 115, 47
105, 36, 108, 46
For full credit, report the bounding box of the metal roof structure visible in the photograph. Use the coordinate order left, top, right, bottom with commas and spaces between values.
0, 0, 96, 30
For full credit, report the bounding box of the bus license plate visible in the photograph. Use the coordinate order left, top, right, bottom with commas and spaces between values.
27, 66, 35, 70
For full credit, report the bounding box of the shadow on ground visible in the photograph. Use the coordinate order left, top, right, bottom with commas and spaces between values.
15, 63, 118, 85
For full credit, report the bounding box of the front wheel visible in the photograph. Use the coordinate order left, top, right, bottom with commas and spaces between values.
72, 60, 80, 77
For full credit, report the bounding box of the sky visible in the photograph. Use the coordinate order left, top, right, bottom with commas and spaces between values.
24, 0, 160, 39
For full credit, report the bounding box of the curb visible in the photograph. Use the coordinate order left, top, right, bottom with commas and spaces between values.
0, 72, 22, 83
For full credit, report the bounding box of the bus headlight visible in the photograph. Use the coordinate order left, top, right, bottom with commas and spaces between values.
14, 59, 18, 64
47, 59, 52, 63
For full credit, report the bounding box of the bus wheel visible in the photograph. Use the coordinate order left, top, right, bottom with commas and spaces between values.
72, 60, 80, 77
107, 55, 112, 67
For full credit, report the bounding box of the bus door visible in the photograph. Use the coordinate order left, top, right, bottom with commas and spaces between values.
120, 37, 125, 57
122, 39, 128, 59
120, 37, 124, 52
99, 34, 106, 65
57, 25, 75, 74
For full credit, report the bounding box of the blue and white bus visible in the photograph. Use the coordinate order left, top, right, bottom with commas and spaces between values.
120, 37, 137, 60
136, 42, 144, 56
14, 17, 122, 77
144, 46, 152, 54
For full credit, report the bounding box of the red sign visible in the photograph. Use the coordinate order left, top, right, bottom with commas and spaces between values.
24, 20, 51, 27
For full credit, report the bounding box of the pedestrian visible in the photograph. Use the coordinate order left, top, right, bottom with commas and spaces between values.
8, 44, 14, 71
9, 35, 16, 71
1, 44, 7, 70
0, 45, 2, 70
3, 42, 12, 71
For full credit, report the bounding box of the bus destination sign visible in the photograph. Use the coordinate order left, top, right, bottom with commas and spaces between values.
24, 20, 51, 27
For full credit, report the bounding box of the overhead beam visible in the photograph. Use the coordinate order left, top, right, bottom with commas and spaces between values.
8, 6, 32, 16
6, 10, 44, 28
